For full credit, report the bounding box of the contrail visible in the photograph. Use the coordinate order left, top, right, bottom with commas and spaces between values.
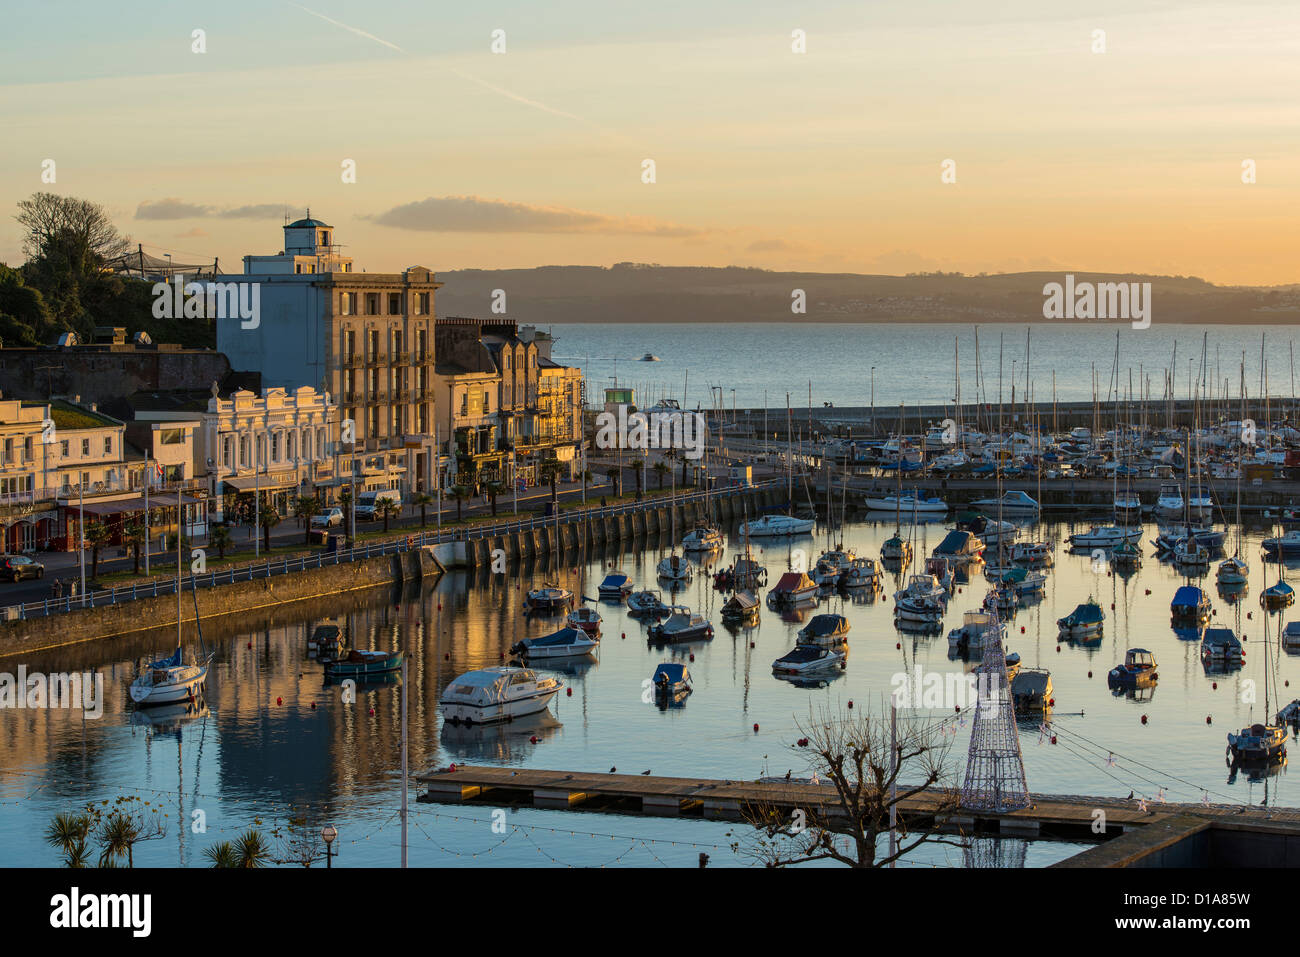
288, 1, 588, 125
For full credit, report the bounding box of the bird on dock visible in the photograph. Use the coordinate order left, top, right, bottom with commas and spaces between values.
641, 770, 651, 775
609, 766, 616, 773
1127, 791, 1134, 799
785, 770, 792, 781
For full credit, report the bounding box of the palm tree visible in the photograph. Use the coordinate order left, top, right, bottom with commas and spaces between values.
209, 524, 232, 560
652, 460, 671, 490
413, 492, 433, 527
123, 519, 146, 574
484, 481, 506, 517
376, 497, 399, 533
96, 812, 141, 868
203, 841, 240, 868
579, 468, 594, 500
45, 812, 91, 868
294, 494, 321, 545
258, 498, 281, 553
449, 485, 470, 521
83, 520, 111, 579
233, 829, 271, 867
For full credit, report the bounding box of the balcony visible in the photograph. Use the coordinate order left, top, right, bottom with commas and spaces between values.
366, 391, 389, 405
345, 354, 363, 369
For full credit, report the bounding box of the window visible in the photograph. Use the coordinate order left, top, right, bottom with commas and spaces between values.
23, 436, 32, 460
81, 438, 90, 456
61, 439, 69, 456
414, 292, 429, 316
417, 329, 427, 358
369, 329, 379, 357
104, 436, 112, 454
3, 438, 11, 462
340, 292, 357, 316
159, 429, 183, 445
388, 293, 402, 315
365, 293, 380, 316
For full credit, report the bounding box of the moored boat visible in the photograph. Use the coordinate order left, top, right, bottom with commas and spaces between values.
648, 606, 714, 643
597, 572, 633, 600
1058, 599, 1104, 638
439, 667, 562, 725
565, 606, 602, 635
796, 613, 850, 647
1108, 648, 1158, 689
525, 583, 574, 613
511, 626, 599, 659
739, 514, 815, 537
323, 649, 404, 678
627, 588, 670, 617
772, 644, 845, 676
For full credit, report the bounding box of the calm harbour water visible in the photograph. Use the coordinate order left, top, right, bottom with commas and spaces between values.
2, 506, 1295, 868
551, 322, 1300, 411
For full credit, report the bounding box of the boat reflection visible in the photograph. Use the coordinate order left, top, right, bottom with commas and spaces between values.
439, 711, 562, 762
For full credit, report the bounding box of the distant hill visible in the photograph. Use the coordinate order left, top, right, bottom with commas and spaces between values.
434, 265, 1300, 325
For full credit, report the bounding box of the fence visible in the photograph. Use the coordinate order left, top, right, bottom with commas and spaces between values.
7, 479, 780, 621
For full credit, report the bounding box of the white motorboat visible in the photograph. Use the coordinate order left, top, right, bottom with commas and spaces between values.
739, 514, 815, 537
1067, 525, 1142, 549
864, 491, 948, 513
772, 645, 845, 676
440, 667, 563, 725
681, 524, 723, 551
1154, 483, 1184, 518
656, 554, 695, 583
511, 626, 599, 659
946, 610, 1004, 655
627, 588, 670, 616
1010, 541, 1054, 565
894, 573, 948, 605
839, 556, 884, 590
970, 490, 1040, 515
648, 606, 714, 642
810, 547, 856, 586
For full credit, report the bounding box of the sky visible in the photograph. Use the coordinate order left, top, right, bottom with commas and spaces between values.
2, 0, 1299, 284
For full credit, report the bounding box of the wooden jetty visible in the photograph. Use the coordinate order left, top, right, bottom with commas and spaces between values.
415, 765, 1300, 846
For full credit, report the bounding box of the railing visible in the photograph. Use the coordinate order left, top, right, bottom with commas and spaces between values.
5, 479, 780, 621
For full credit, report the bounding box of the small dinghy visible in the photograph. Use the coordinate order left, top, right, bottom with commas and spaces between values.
627, 588, 670, 617
323, 649, 404, 678
565, 606, 602, 635
652, 662, 691, 701
721, 589, 760, 623
597, 572, 633, 600
1058, 600, 1104, 638
525, 584, 574, 613
796, 613, 850, 647
772, 645, 845, 676
1108, 648, 1158, 689
511, 626, 599, 660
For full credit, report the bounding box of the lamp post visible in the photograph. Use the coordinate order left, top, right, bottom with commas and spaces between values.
321, 824, 337, 868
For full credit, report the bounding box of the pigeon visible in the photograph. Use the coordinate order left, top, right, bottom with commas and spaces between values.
641, 770, 651, 776
609, 766, 616, 773
1127, 791, 1134, 799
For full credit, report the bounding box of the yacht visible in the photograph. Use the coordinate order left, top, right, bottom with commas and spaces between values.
1217, 555, 1249, 586
648, 606, 714, 643
626, 588, 670, 617
839, 556, 884, 590
440, 667, 563, 725
1154, 483, 1184, 518
130, 647, 209, 707
880, 534, 912, 562
1010, 541, 1054, 565
739, 514, 815, 537
864, 491, 948, 514
969, 490, 1040, 515
720, 590, 761, 623
1262, 530, 1300, 559
1067, 525, 1141, 549
656, 554, 695, 583
681, 524, 723, 551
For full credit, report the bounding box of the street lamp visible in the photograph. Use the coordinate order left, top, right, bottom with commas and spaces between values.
321, 824, 337, 868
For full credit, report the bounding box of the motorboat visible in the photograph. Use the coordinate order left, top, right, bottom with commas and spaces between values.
1108, 648, 1158, 689
946, 610, 1003, 655
1068, 525, 1141, 549
1112, 541, 1142, 568
626, 588, 670, 617
864, 491, 948, 513
924, 556, 955, 593
1113, 493, 1143, 520
810, 548, 856, 587
648, 606, 714, 643
525, 584, 574, 613
767, 571, 820, 607
1200, 627, 1244, 664
651, 663, 691, 700
932, 530, 985, 561
1154, 483, 1184, 518
1010, 669, 1053, 712
895, 593, 946, 624
796, 613, 850, 647
1228, 722, 1288, 764
566, 606, 602, 635
1004, 652, 1022, 681
307, 620, 344, 658
1187, 485, 1214, 520
839, 556, 884, 590
739, 514, 815, 537
1173, 539, 1211, 567
323, 649, 404, 678
998, 566, 1046, 595
681, 524, 724, 551
970, 490, 1040, 515
1010, 541, 1054, 566
1058, 600, 1104, 638
1171, 585, 1212, 623
1283, 621, 1300, 652
1262, 530, 1300, 559
597, 572, 633, 600
656, 554, 695, 583
720, 589, 761, 623
640, 353, 661, 362
511, 626, 599, 660
894, 573, 948, 605
440, 667, 562, 725
772, 645, 845, 676
129, 647, 209, 706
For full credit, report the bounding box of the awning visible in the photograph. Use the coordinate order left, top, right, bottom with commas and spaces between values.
70, 493, 203, 517
220, 473, 303, 493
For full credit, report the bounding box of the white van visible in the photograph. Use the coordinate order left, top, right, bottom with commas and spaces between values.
355, 489, 401, 520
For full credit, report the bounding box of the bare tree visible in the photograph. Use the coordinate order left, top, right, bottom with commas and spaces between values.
15, 192, 130, 265
732, 703, 966, 867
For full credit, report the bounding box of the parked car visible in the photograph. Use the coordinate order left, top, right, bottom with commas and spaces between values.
0, 555, 44, 581
310, 507, 344, 529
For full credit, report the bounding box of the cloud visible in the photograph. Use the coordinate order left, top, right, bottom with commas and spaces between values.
218, 204, 298, 220
175, 227, 209, 238
135, 198, 213, 220
367, 195, 704, 237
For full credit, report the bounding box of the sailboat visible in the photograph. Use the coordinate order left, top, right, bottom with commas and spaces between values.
130, 494, 213, 707
1218, 362, 1250, 588
1227, 606, 1288, 764
881, 403, 913, 564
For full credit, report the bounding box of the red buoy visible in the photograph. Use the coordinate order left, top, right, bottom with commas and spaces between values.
689, 653, 695, 662
1088, 671, 1092, 678
1212, 682, 1218, 690
753, 723, 760, 732
530, 735, 538, 743
1050, 735, 1057, 745
566, 688, 572, 697
1141, 715, 1148, 724
1206, 716, 1212, 724
276, 697, 282, 706
847, 700, 854, 709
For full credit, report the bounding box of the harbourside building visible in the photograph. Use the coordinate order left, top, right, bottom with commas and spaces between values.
215, 214, 443, 495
